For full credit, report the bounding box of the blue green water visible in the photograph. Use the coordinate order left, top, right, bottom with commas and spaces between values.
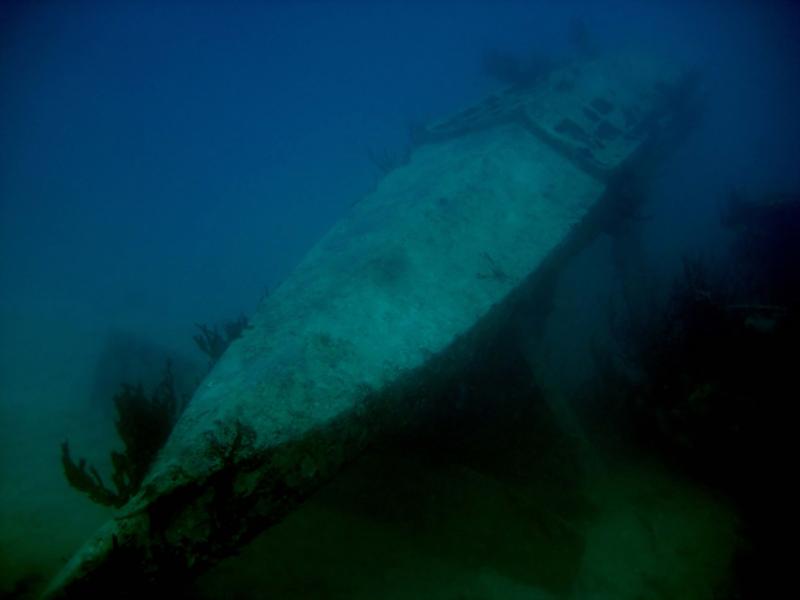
1, 2, 798, 597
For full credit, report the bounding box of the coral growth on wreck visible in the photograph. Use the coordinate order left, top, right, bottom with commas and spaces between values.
193, 315, 249, 368
61, 361, 187, 507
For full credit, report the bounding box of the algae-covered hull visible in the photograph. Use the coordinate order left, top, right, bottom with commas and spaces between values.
47, 53, 694, 596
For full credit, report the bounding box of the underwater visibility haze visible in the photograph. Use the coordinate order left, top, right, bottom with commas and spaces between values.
1, 1, 799, 598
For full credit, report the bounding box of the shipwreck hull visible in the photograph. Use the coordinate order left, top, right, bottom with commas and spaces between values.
47, 53, 695, 596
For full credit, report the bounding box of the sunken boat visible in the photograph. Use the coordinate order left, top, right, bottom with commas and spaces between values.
46, 52, 698, 597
